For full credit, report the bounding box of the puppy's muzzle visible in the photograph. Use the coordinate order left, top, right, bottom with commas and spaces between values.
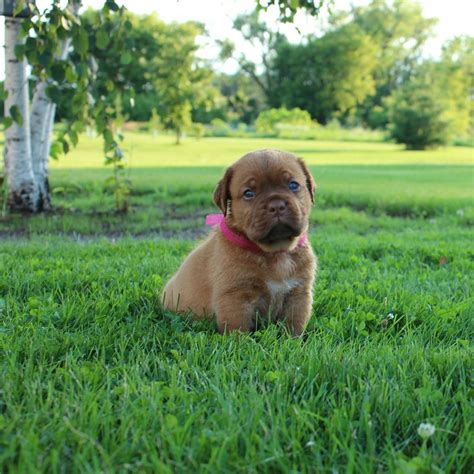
259, 222, 301, 244
251, 195, 304, 244
267, 198, 287, 218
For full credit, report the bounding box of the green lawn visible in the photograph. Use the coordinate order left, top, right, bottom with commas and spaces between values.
1, 135, 473, 472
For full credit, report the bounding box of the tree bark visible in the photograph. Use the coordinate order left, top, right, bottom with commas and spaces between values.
30, 81, 52, 210
4, 17, 38, 212
29, 1, 81, 211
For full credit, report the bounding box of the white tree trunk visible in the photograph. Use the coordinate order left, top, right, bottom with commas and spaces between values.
39, 102, 56, 192
4, 17, 38, 212
30, 81, 52, 209
29, 2, 79, 211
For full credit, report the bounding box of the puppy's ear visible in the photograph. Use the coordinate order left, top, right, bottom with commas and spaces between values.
297, 158, 315, 204
213, 167, 233, 214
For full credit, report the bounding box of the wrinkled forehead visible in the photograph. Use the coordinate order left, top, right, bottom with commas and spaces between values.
231, 151, 304, 189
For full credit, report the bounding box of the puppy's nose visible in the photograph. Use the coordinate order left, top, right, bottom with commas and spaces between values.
267, 199, 287, 216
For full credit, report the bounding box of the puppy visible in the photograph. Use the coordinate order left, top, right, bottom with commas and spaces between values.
163, 149, 317, 335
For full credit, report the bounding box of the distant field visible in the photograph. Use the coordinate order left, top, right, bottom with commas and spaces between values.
49, 133, 473, 167
1, 135, 473, 472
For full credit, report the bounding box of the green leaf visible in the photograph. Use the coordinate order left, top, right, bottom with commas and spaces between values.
9, 106, 23, 126
0, 85, 8, 101
95, 30, 110, 50
25, 47, 37, 64
2, 117, 13, 129
73, 30, 89, 56
103, 129, 114, 146
120, 52, 132, 65
68, 130, 79, 146
14, 44, 25, 59
72, 121, 85, 134
105, 80, 114, 92
13, 0, 26, 16
105, 0, 120, 12
75, 63, 90, 80
38, 51, 53, 68
45, 85, 61, 104
51, 63, 65, 82
20, 18, 32, 37
49, 142, 62, 160
62, 139, 70, 154
65, 65, 77, 83
25, 37, 36, 51
56, 26, 68, 41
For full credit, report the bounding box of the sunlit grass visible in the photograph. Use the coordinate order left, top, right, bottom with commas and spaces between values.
47, 133, 473, 168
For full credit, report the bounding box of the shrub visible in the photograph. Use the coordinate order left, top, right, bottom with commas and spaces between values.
255, 107, 312, 133
206, 118, 233, 137
388, 81, 451, 150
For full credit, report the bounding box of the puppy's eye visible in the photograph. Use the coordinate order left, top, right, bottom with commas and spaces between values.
288, 181, 300, 192
243, 189, 256, 200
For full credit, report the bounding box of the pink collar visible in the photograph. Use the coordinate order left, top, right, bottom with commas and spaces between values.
205, 214, 307, 254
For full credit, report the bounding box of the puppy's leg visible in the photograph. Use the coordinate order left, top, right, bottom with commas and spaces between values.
281, 289, 313, 336
214, 294, 255, 334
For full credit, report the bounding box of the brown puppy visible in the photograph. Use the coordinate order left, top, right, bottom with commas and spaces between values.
162, 149, 317, 335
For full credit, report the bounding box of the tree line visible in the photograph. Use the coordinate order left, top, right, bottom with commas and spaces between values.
56, 1, 471, 152
221, 1, 472, 150
4, 0, 472, 151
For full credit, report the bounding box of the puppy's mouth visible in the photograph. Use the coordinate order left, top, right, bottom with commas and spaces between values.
258, 222, 301, 244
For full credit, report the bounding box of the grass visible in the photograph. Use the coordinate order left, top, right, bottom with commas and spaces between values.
0, 134, 473, 472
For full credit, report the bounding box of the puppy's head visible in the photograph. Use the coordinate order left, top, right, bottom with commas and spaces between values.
214, 149, 315, 252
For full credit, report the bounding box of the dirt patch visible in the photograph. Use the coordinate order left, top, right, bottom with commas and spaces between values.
0, 229, 28, 240
0, 218, 210, 242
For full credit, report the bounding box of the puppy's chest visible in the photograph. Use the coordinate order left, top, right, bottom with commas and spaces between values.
258, 255, 301, 316
266, 278, 300, 305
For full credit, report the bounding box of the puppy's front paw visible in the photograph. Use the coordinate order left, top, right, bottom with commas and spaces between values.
215, 298, 254, 334
216, 315, 253, 334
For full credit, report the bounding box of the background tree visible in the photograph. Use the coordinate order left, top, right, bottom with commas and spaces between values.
438, 36, 474, 140
200, 73, 266, 125
387, 76, 450, 150
82, 12, 215, 143
154, 21, 215, 144
268, 23, 377, 124
386, 38, 473, 150
330, 0, 437, 128
219, 11, 285, 102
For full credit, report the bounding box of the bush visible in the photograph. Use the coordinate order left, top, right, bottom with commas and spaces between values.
205, 119, 233, 137
255, 107, 312, 133
388, 81, 451, 150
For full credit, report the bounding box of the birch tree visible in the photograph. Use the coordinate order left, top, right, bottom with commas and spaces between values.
3, 0, 126, 212
4, 10, 36, 210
